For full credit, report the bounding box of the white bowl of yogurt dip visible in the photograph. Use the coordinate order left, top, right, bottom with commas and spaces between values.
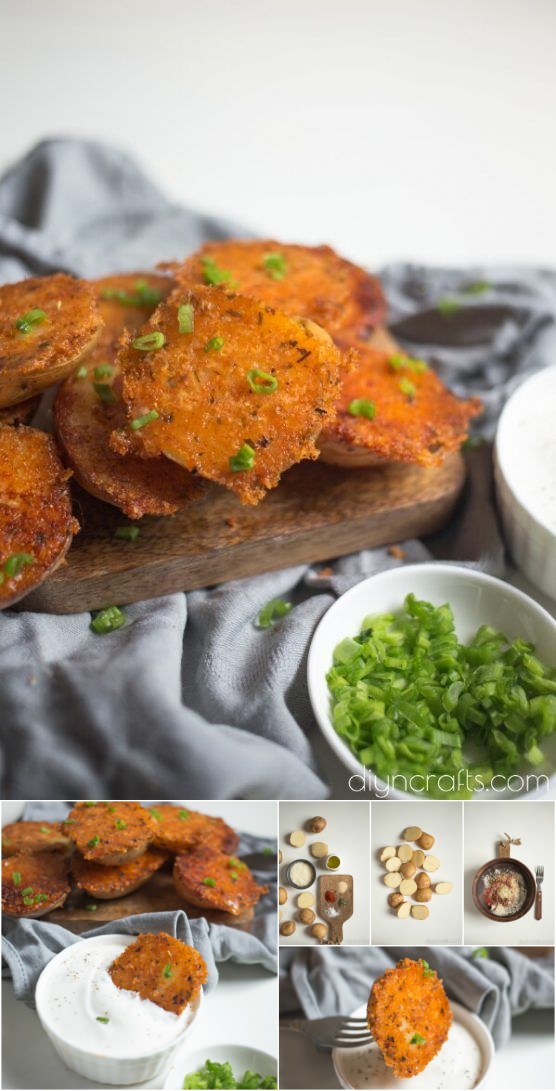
35, 934, 203, 1086
494, 365, 556, 602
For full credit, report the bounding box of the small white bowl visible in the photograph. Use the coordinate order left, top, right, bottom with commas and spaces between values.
164, 1042, 277, 1089
308, 562, 556, 799
494, 365, 556, 601
35, 934, 203, 1086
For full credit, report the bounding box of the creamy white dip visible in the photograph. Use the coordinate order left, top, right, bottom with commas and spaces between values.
40, 940, 193, 1057
336, 1020, 484, 1090
496, 366, 556, 534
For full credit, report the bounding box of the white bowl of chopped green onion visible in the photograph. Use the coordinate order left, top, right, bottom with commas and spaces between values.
308, 563, 556, 799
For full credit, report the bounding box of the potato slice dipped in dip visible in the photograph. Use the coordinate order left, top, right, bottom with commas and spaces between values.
368, 957, 453, 1078
66, 800, 157, 865
168, 239, 386, 344
2, 852, 71, 917
108, 932, 208, 1014
149, 803, 239, 856
173, 846, 269, 916
111, 286, 348, 505
0, 273, 102, 407
71, 847, 169, 900
2, 821, 72, 857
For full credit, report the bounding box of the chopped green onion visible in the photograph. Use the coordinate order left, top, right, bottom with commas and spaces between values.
129, 409, 159, 431
21, 887, 34, 896
93, 364, 113, 379
464, 280, 491, 295
256, 598, 292, 629
178, 809, 189, 820
115, 819, 126, 830
83, 801, 97, 807
132, 331, 165, 352
263, 252, 287, 280
202, 877, 216, 887
348, 399, 376, 420
437, 297, 461, 316
201, 256, 234, 286
410, 1033, 427, 1045
93, 382, 116, 404
228, 857, 247, 870
90, 606, 125, 635
229, 443, 255, 472
75, 365, 88, 379
230, 871, 239, 880
23, 896, 35, 906
114, 526, 140, 542
12, 872, 21, 886
101, 280, 163, 308
472, 947, 489, 958
96, 1016, 110, 1024
388, 353, 428, 374
399, 378, 416, 402
246, 368, 278, 394
87, 835, 100, 847
15, 308, 46, 333
162, 962, 173, 978
86, 904, 98, 911
3, 553, 34, 580
40, 826, 51, 834
204, 336, 224, 352
106, 806, 115, 812
262, 846, 274, 855
178, 303, 195, 334
63, 818, 77, 824
34, 893, 48, 903
149, 808, 162, 821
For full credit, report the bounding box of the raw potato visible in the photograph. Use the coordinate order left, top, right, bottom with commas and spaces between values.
380, 846, 396, 862
435, 882, 453, 895
415, 873, 431, 890
298, 908, 316, 925
403, 826, 423, 842
388, 893, 405, 909
414, 887, 432, 903
297, 892, 315, 909
311, 923, 328, 942
397, 844, 413, 863
279, 887, 287, 905
306, 817, 327, 833
412, 849, 425, 868
397, 902, 411, 919
384, 872, 402, 888
423, 855, 440, 872
385, 857, 402, 872
411, 905, 430, 920
399, 878, 418, 896
400, 861, 416, 879
289, 831, 306, 848
417, 832, 435, 850
280, 920, 296, 936
310, 841, 328, 858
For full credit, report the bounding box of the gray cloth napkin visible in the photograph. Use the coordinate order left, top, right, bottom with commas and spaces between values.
279, 946, 555, 1050
1, 137, 555, 801
2, 799, 277, 999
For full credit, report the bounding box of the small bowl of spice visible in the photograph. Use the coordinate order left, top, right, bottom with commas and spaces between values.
472, 858, 535, 922
286, 859, 316, 890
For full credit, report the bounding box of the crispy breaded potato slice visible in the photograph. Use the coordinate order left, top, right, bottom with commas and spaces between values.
0, 396, 41, 426
150, 804, 239, 856
2, 821, 72, 857
66, 801, 157, 865
173, 847, 268, 916
0, 273, 101, 407
319, 344, 482, 467
368, 957, 453, 1078
112, 286, 346, 504
54, 273, 203, 518
169, 240, 386, 343
71, 846, 168, 899
0, 425, 78, 609
109, 931, 207, 1014
2, 852, 70, 918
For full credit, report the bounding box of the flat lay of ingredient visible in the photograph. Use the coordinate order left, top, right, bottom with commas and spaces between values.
380, 823, 453, 922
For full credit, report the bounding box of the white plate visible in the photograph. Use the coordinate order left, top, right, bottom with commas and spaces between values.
307, 562, 556, 799
333, 1001, 494, 1090
164, 1042, 277, 1088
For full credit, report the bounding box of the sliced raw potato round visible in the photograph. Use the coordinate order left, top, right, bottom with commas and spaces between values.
417, 832, 435, 850
289, 831, 306, 848
399, 878, 418, 896
412, 849, 425, 868
385, 856, 402, 872
435, 882, 453, 895
397, 844, 413, 863
380, 846, 396, 863
384, 872, 402, 888
0, 425, 78, 609
0, 273, 102, 407
297, 892, 315, 909
397, 901, 411, 919
402, 826, 423, 842
400, 861, 416, 879
411, 905, 430, 920
423, 855, 440, 872
279, 887, 287, 905
310, 841, 328, 858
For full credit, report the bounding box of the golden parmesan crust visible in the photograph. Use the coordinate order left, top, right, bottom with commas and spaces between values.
66, 801, 157, 865
108, 931, 208, 1014
54, 274, 202, 519
150, 804, 239, 856
111, 286, 346, 505
71, 847, 168, 899
173, 847, 268, 916
1, 852, 71, 918
0, 274, 102, 407
2, 821, 72, 857
319, 344, 482, 467
168, 240, 386, 343
367, 957, 453, 1078
0, 425, 78, 609
0, 396, 41, 426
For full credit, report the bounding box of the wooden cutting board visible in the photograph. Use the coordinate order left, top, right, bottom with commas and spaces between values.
316, 873, 354, 944
22, 454, 465, 614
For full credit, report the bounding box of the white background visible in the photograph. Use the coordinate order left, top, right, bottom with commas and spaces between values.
2, 0, 556, 269
370, 800, 463, 945
463, 800, 554, 946
279, 801, 370, 945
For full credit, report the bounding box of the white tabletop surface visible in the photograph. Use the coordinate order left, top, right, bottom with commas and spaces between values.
463, 800, 554, 946
279, 801, 370, 946
371, 800, 463, 946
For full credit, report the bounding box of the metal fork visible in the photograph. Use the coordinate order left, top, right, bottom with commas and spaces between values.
284, 1015, 373, 1051
535, 865, 544, 920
